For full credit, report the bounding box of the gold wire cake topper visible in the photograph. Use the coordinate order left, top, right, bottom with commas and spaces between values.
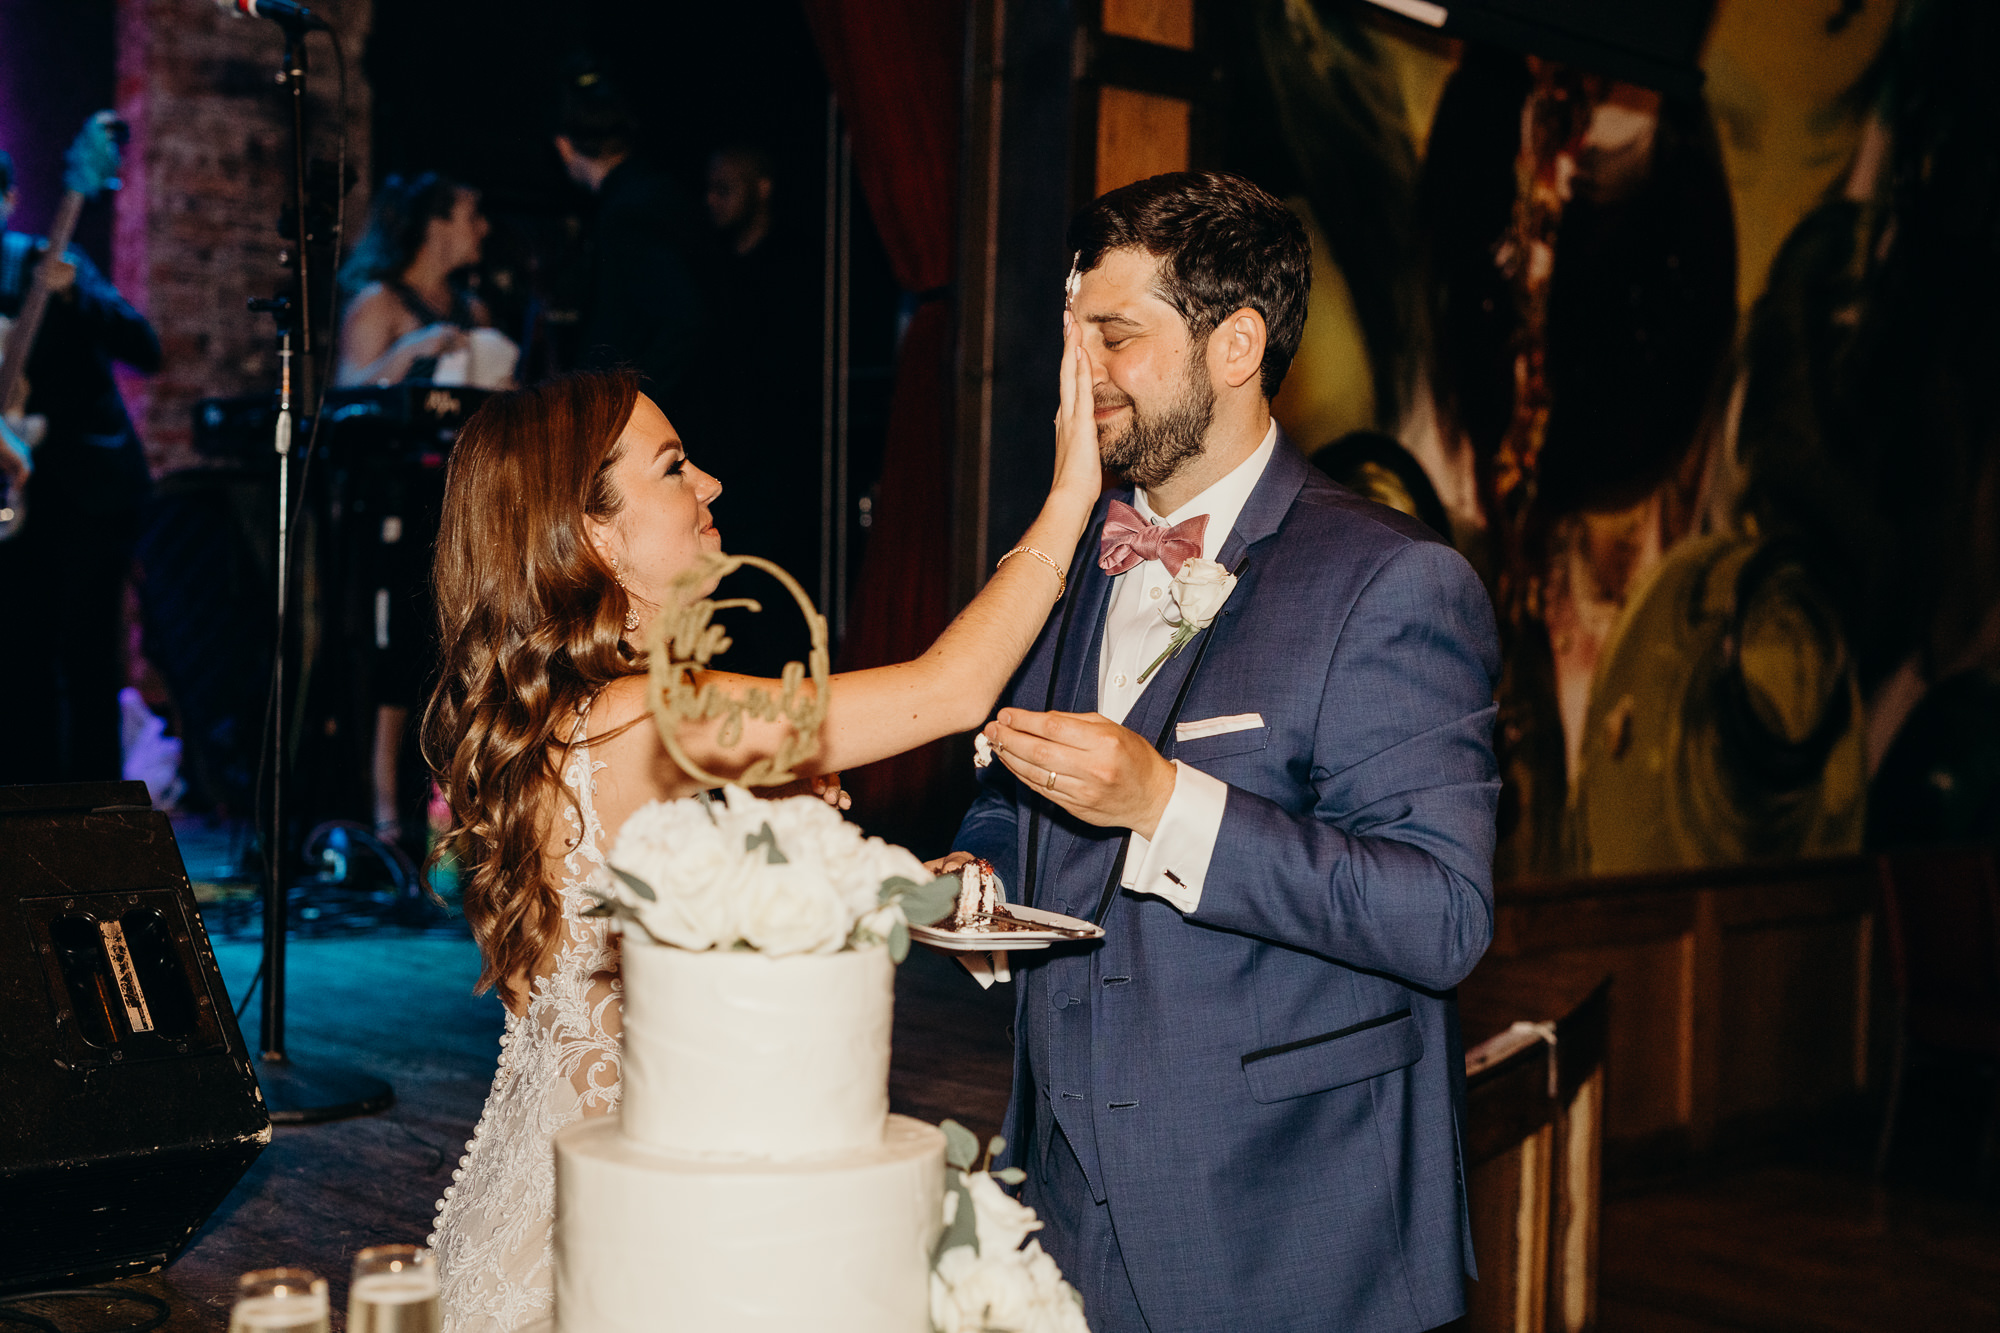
642, 552, 831, 790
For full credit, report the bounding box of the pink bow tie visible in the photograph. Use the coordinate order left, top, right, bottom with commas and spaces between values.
1098, 500, 1209, 576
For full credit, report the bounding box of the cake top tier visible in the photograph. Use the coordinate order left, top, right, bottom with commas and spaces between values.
618, 944, 894, 1159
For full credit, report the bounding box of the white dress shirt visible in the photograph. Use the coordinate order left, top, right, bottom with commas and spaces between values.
1098, 421, 1276, 913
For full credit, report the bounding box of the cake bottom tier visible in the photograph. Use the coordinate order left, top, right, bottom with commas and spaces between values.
553, 1113, 946, 1333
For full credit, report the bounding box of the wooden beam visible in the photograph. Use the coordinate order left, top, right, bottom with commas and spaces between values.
951, 0, 1006, 613
1101, 0, 1193, 50
1094, 85, 1190, 194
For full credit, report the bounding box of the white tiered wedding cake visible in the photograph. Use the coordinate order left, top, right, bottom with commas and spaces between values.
549, 789, 956, 1333
554, 945, 946, 1331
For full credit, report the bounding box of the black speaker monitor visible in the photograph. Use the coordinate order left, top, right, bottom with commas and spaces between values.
0, 782, 269, 1294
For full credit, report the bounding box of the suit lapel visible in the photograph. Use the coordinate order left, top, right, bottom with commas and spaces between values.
1019, 494, 1121, 909
1219, 428, 1311, 569
1114, 434, 1311, 747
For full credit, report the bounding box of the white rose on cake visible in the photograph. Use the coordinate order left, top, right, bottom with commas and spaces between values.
592, 786, 959, 959
616, 808, 744, 944
963, 1170, 1042, 1254
931, 1241, 1089, 1333
930, 1120, 1090, 1333
747, 787, 927, 920
601, 796, 741, 951
736, 861, 852, 956
933, 1245, 1034, 1333
856, 904, 904, 946
1019, 1243, 1091, 1333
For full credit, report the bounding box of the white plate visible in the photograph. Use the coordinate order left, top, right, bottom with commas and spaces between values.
910, 904, 1105, 952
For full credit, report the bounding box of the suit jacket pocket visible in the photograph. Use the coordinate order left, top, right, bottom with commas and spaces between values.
1240, 1010, 1423, 1104
1171, 722, 1269, 765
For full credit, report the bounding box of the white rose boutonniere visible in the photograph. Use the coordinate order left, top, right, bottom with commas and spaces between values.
1137, 556, 1237, 684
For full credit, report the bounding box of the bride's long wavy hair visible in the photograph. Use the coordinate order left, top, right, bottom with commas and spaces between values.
424, 369, 643, 998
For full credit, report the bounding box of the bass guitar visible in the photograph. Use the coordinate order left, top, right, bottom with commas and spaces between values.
0, 110, 129, 540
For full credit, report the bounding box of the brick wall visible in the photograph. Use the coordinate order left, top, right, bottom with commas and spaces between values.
113, 0, 371, 476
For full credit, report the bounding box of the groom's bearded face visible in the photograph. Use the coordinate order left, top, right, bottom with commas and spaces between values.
1075, 248, 1218, 490
1095, 346, 1215, 490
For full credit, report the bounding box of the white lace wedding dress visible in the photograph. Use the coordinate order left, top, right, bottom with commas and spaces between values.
431, 700, 623, 1333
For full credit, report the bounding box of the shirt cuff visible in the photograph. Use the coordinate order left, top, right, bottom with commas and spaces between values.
1120, 759, 1227, 913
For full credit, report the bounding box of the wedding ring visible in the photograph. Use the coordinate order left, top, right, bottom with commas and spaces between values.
1045, 768, 1059, 792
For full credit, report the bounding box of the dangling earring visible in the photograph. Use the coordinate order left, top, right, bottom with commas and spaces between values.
608, 553, 641, 633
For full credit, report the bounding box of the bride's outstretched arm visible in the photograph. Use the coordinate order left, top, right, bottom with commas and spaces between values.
818, 326, 1100, 767
673, 314, 1102, 782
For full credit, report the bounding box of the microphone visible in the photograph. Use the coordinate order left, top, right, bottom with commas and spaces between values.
213, 0, 330, 31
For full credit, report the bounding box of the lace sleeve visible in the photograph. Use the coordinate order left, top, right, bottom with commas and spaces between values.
529, 915, 624, 1121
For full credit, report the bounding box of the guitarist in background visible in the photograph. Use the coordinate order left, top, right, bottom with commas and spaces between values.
0, 148, 162, 784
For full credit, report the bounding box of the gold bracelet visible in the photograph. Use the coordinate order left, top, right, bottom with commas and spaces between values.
996, 545, 1066, 598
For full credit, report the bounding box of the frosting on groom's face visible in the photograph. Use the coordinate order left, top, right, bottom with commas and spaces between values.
1074, 247, 1217, 492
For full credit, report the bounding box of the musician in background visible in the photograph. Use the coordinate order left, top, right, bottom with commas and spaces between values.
554, 69, 704, 413
336, 172, 496, 387
0, 148, 161, 784
336, 172, 507, 844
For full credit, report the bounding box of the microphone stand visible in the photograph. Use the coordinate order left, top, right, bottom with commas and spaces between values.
250, 16, 391, 1125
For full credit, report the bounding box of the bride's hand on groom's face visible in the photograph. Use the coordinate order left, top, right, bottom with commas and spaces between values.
1050, 309, 1104, 503
986, 709, 1176, 840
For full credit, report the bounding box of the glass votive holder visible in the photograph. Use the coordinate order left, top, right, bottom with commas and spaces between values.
228, 1267, 330, 1333
348, 1244, 441, 1333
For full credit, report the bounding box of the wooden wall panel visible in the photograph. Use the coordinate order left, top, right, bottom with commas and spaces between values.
1714, 918, 1868, 1123
1463, 858, 1876, 1166
1094, 86, 1191, 195
1101, 0, 1194, 50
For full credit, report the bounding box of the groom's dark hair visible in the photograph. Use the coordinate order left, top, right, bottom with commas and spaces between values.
1071, 171, 1311, 398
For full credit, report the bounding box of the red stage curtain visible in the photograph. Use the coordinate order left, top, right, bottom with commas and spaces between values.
802, 0, 964, 824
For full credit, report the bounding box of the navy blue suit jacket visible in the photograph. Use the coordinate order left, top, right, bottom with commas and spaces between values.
954, 433, 1501, 1332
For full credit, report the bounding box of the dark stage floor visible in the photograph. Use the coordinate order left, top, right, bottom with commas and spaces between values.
58, 899, 1014, 1332
34, 876, 1997, 1331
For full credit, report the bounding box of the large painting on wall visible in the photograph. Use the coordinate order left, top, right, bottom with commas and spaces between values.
1233, 0, 1999, 879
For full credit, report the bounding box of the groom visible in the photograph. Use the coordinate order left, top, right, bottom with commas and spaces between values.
947, 172, 1500, 1332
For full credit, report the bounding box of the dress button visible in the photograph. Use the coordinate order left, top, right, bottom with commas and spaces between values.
1149, 586, 1163, 600
1114, 674, 1128, 688
1051, 989, 1073, 1009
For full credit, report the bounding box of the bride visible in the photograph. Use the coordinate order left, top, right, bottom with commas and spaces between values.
422, 321, 1100, 1332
